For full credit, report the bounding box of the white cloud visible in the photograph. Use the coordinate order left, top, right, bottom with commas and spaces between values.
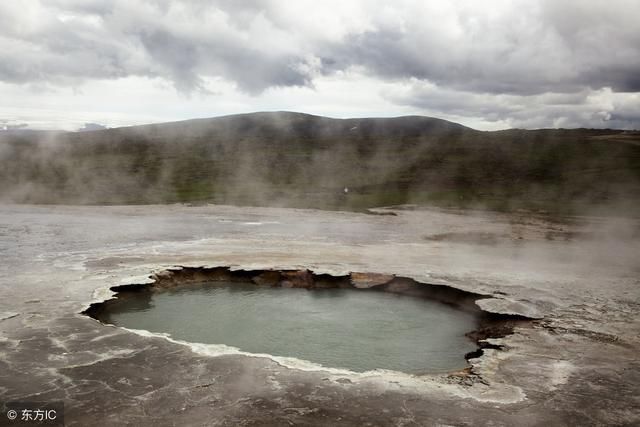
0, 0, 638, 130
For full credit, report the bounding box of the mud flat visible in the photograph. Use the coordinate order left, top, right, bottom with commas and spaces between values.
0, 204, 639, 426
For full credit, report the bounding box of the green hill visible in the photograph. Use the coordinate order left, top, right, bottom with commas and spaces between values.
1, 111, 639, 216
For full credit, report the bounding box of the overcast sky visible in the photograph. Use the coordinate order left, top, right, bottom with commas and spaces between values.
1, 0, 639, 131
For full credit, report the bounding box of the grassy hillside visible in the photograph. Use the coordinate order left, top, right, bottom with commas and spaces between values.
1, 111, 639, 216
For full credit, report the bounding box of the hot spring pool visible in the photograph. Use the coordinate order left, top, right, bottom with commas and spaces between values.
99, 282, 479, 373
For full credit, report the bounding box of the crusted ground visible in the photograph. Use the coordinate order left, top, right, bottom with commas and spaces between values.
0, 204, 639, 426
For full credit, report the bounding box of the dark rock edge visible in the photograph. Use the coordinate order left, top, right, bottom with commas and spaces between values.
83, 266, 536, 379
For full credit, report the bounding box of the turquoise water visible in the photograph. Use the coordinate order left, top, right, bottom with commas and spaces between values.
103, 282, 478, 373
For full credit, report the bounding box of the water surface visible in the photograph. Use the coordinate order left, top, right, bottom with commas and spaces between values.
102, 282, 478, 373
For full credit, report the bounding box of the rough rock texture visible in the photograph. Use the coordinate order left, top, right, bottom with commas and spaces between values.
252, 270, 282, 286
1, 204, 639, 426
280, 270, 314, 288
350, 272, 395, 289
476, 297, 544, 319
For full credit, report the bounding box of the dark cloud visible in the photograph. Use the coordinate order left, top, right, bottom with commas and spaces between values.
0, 1, 638, 128
2, 1, 638, 94
0, 1, 315, 93
321, 1, 640, 96
386, 82, 640, 129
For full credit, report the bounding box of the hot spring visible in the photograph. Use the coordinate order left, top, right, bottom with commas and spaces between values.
92, 279, 481, 374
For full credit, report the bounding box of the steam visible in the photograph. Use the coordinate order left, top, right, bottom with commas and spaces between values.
0, 112, 639, 223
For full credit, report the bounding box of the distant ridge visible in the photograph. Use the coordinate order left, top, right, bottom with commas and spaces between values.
1, 111, 639, 216
83, 111, 473, 133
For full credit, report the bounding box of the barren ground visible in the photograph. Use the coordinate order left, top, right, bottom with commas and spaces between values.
0, 204, 639, 426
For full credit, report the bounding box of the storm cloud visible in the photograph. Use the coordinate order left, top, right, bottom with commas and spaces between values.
1, 0, 639, 129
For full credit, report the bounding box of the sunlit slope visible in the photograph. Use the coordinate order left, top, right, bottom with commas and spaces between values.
1, 112, 639, 215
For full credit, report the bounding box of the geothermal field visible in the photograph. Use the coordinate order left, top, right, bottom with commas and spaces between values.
2, 1, 640, 426
1, 115, 640, 427
1, 201, 639, 425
